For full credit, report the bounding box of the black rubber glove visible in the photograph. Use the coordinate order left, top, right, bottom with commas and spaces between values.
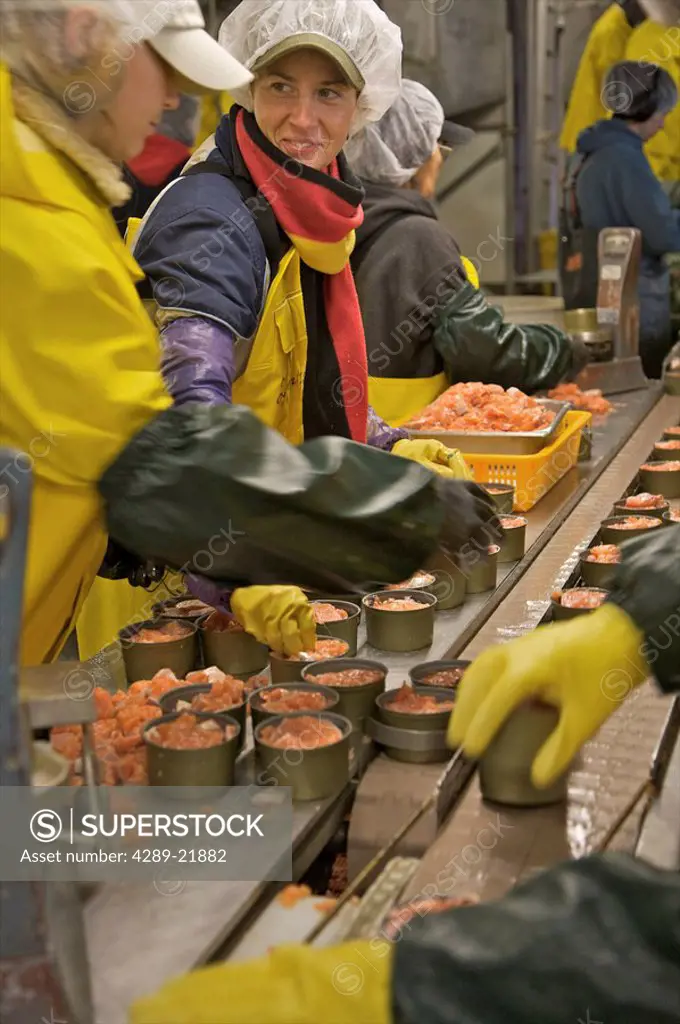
99, 403, 446, 596
433, 282, 583, 393
566, 337, 592, 380
434, 479, 502, 560
97, 540, 166, 589
392, 853, 680, 1024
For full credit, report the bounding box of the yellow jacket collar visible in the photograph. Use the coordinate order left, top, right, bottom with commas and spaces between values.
0, 65, 130, 210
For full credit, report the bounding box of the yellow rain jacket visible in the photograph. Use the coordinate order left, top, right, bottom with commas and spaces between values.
194, 92, 234, 152
625, 20, 680, 184
78, 98, 243, 661
0, 67, 171, 665
560, 4, 634, 153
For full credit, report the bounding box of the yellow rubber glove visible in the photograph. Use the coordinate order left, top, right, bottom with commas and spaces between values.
392, 438, 473, 481
131, 939, 393, 1024
448, 604, 648, 788
231, 585, 315, 656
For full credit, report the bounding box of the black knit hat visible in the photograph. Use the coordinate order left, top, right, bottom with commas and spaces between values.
602, 61, 678, 122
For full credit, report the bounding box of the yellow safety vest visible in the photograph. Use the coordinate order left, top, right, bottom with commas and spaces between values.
232, 249, 308, 443
367, 254, 480, 427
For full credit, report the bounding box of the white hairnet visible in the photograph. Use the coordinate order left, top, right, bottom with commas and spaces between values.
345, 78, 444, 186
218, 0, 403, 134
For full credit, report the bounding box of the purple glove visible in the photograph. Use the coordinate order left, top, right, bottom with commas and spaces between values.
161, 316, 236, 405
185, 574, 235, 613
366, 405, 408, 451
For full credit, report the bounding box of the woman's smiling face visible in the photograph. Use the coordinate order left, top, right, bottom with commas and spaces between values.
252, 48, 359, 170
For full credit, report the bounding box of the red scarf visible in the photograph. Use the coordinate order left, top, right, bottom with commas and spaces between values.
235, 109, 368, 443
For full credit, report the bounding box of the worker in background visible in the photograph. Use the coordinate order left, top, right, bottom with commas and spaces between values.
94, 0, 478, 639
0, 0, 498, 666
132, 525, 680, 1023
625, 10, 680, 204
346, 79, 590, 427
559, 0, 646, 155
112, 96, 200, 236
560, 60, 680, 379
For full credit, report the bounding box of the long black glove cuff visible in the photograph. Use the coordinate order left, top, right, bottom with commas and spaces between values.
434, 479, 501, 561
434, 282, 578, 393
98, 404, 446, 595
608, 530, 680, 693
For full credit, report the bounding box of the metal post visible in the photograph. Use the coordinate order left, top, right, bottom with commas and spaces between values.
0, 450, 72, 1024
507, 0, 532, 280
504, 0, 517, 293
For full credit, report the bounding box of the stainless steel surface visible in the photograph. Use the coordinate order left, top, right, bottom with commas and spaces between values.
597, 228, 642, 359
358, 387, 663, 676
636, 700, 680, 871
341, 858, 421, 942
227, 894, 360, 963
408, 400, 570, 455
575, 356, 649, 396
19, 663, 97, 729
307, 748, 464, 944
84, 389, 676, 1021
366, 717, 448, 755
347, 752, 475, 892
402, 393, 680, 907
86, 773, 355, 1024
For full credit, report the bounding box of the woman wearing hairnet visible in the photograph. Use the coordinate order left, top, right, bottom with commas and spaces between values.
131, 0, 473, 473
345, 79, 589, 426
109, 1, 478, 639
131, 529, 680, 1021
561, 60, 680, 379
0, 0, 497, 666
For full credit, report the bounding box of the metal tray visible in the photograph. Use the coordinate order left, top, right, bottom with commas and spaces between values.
407, 399, 570, 455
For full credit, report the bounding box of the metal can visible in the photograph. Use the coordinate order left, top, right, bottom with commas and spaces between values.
369, 686, 453, 764
200, 622, 269, 676
478, 702, 568, 806
600, 515, 665, 545
311, 600, 361, 656
254, 711, 352, 801
301, 659, 387, 731
462, 546, 499, 594
249, 683, 339, 732
497, 517, 527, 563
158, 682, 246, 754
143, 710, 241, 788
638, 463, 680, 499
363, 590, 437, 652
119, 619, 198, 686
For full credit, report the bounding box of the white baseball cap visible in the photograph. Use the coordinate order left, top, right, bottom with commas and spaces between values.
111, 0, 253, 93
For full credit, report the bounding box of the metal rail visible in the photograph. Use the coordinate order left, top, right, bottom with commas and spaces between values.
0, 450, 75, 1023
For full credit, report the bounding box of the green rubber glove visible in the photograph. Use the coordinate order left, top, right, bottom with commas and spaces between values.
231, 585, 316, 656
130, 940, 393, 1024
392, 438, 473, 481
448, 604, 649, 788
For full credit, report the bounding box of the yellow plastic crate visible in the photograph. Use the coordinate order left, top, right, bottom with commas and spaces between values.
463, 410, 592, 512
